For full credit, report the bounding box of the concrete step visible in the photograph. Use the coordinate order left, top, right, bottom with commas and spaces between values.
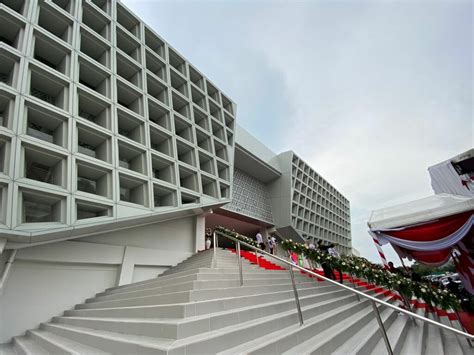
40, 323, 171, 354
218, 287, 393, 355
0, 344, 17, 355
332, 305, 399, 355
160, 250, 258, 274
66, 302, 188, 319
97, 271, 309, 298
104, 267, 290, 294
161, 260, 259, 274
27, 329, 108, 354
370, 311, 410, 355
424, 311, 445, 355
164, 253, 254, 265
77, 280, 321, 310
400, 307, 427, 355
218, 294, 384, 355
90, 277, 312, 303
165, 295, 374, 353
91, 277, 314, 303
159, 264, 258, 277
12, 336, 48, 355
439, 315, 471, 355
276, 296, 395, 355
55, 289, 355, 340
66, 284, 345, 320
45, 292, 364, 354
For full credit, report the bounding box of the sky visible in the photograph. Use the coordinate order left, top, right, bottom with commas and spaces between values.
123, 0, 473, 264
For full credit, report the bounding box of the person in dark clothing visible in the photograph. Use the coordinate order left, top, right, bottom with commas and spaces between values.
410, 269, 422, 282
318, 241, 336, 281
446, 277, 460, 296
388, 261, 401, 275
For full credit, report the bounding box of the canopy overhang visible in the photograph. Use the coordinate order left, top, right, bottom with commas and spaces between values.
368, 194, 474, 230
368, 193, 474, 293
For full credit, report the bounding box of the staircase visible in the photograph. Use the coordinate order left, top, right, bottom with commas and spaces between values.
0, 248, 470, 354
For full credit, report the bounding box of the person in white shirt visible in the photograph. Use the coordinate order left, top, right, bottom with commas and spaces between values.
205, 228, 212, 250
268, 235, 277, 254
271, 236, 277, 254
256, 232, 265, 251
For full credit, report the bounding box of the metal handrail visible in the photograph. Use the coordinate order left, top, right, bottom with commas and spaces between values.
213, 230, 474, 355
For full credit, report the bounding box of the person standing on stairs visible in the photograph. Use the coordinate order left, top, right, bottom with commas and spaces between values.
205, 228, 212, 250
328, 244, 343, 284
317, 241, 334, 280
256, 231, 265, 251
268, 235, 276, 255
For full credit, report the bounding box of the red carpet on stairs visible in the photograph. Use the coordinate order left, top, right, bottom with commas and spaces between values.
227, 248, 285, 270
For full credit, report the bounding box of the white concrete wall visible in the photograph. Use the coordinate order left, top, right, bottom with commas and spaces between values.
0, 216, 196, 343
0, 260, 118, 343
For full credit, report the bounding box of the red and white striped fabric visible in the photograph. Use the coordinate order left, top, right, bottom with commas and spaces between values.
371, 234, 389, 269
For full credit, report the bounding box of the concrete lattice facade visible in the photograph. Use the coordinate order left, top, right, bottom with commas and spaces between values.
0, 0, 235, 245
230, 128, 351, 254
289, 153, 351, 251
221, 168, 274, 224
266, 151, 351, 254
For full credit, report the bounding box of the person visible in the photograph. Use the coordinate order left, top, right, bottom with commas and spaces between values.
205, 237, 211, 250
290, 251, 299, 265
408, 268, 422, 282
256, 232, 265, 251
268, 235, 275, 255
204, 228, 212, 250
328, 244, 343, 283
388, 261, 402, 275
318, 241, 334, 281
446, 277, 460, 296
271, 235, 277, 254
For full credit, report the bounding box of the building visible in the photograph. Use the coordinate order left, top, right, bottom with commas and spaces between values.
0, 0, 350, 342
207, 126, 351, 255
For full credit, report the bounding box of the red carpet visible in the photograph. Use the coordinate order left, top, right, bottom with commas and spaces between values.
227, 249, 285, 270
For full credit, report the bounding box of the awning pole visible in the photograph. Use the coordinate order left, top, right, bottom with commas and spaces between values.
370, 233, 389, 269
399, 255, 408, 272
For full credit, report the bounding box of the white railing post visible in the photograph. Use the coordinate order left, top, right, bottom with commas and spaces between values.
371, 301, 393, 355
289, 266, 304, 325
236, 241, 243, 286
212, 231, 217, 268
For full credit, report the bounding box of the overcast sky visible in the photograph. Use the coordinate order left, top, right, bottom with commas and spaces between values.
123, 0, 473, 264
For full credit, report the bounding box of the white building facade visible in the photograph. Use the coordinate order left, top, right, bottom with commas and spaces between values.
0, 0, 350, 343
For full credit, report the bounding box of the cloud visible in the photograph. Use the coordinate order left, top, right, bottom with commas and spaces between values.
123, 0, 473, 264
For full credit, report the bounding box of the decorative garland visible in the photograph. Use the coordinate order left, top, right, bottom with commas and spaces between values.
280, 239, 460, 311
214, 226, 259, 248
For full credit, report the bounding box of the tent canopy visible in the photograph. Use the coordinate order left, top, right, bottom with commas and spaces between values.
368, 193, 474, 293
368, 193, 474, 231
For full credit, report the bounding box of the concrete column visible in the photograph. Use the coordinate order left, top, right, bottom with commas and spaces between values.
260, 227, 271, 240
194, 214, 206, 252
117, 247, 134, 286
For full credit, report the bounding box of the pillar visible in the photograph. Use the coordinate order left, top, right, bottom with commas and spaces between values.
194, 214, 206, 252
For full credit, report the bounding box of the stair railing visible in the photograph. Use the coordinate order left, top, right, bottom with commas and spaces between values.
213, 230, 474, 355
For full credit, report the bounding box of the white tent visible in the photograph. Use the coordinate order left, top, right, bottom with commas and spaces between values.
368, 193, 474, 231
